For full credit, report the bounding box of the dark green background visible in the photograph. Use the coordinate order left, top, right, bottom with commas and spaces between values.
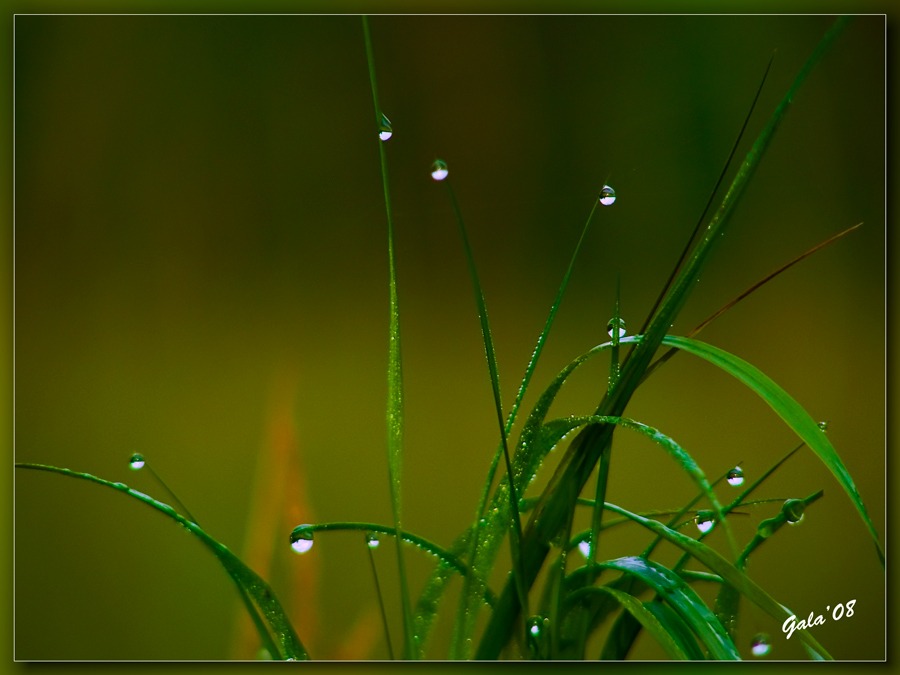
14, 15, 884, 660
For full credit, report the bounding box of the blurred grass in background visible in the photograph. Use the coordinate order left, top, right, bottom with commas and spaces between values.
14, 15, 883, 660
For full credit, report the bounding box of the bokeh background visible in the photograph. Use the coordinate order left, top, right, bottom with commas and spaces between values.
14, 15, 884, 660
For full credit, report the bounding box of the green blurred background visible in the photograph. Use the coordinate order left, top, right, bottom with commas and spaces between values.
14, 15, 884, 660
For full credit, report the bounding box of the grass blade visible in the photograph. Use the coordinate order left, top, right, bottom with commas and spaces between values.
567, 588, 689, 660
441, 177, 530, 652
366, 537, 395, 660
585, 557, 739, 659
446, 198, 601, 657
362, 15, 414, 658
16, 463, 309, 660
476, 18, 852, 658
647, 334, 883, 566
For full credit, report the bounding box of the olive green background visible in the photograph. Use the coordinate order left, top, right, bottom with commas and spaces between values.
13, 14, 885, 661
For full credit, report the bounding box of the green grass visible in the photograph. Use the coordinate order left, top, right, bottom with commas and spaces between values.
15, 14, 883, 661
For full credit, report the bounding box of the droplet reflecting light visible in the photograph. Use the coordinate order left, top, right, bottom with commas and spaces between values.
727, 466, 744, 487
378, 114, 392, 141
751, 633, 771, 657
599, 185, 616, 206
578, 541, 591, 558
366, 532, 380, 549
430, 159, 448, 181
783, 499, 805, 525
818, 421, 828, 432
607, 317, 627, 339
129, 453, 145, 470
696, 511, 715, 534
290, 527, 314, 554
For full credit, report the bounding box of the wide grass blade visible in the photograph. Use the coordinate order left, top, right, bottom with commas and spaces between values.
585, 557, 739, 659
568, 586, 689, 660
475, 18, 852, 658
645, 334, 883, 567
595, 501, 833, 659
362, 15, 415, 658
16, 463, 308, 660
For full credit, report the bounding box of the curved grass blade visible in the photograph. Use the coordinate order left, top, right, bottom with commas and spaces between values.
477, 19, 852, 658
362, 15, 415, 659
446, 199, 602, 658
288, 522, 492, 605
567, 586, 689, 660
582, 557, 739, 660
595, 501, 833, 659
647, 334, 883, 567
441, 177, 530, 649
16, 463, 308, 660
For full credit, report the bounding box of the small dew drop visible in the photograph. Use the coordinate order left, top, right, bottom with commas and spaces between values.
727, 466, 744, 487
578, 541, 591, 559
378, 114, 392, 141
606, 317, 627, 339
366, 532, 380, 549
757, 518, 776, 539
430, 159, 448, 181
129, 453, 145, 470
599, 185, 616, 206
751, 633, 771, 657
290, 528, 314, 554
783, 499, 805, 525
818, 421, 828, 432
696, 510, 715, 534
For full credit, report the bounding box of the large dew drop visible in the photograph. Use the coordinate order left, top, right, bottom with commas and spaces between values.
751, 633, 771, 657
290, 528, 314, 554
378, 114, 393, 141
129, 453, 145, 470
783, 499, 805, 525
727, 466, 744, 487
599, 185, 616, 206
366, 532, 380, 549
431, 159, 448, 181
578, 540, 591, 559
696, 510, 715, 534
607, 317, 627, 339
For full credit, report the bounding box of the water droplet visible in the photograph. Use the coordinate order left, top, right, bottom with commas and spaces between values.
751, 633, 771, 657
290, 527, 314, 554
378, 114, 392, 141
599, 185, 616, 206
757, 518, 776, 539
818, 421, 828, 432
129, 453, 145, 470
727, 466, 744, 487
430, 159, 448, 181
366, 532, 380, 549
578, 540, 591, 558
696, 510, 715, 534
782, 499, 805, 525
606, 317, 627, 339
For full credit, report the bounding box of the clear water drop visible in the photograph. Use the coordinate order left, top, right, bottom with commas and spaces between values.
578, 540, 591, 559
696, 510, 715, 534
378, 114, 392, 141
751, 633, 771, 657
818, 421, 828, 432
757, 518, 776, 539
129, 453, 145, 470
606, 317, 627, 339
290, 527, 314, 554
366, 532, 380, 549
599, 185, 616, 206
727, 466, 744, 487
430, 159, 448, 181
782, 499, 805, 525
